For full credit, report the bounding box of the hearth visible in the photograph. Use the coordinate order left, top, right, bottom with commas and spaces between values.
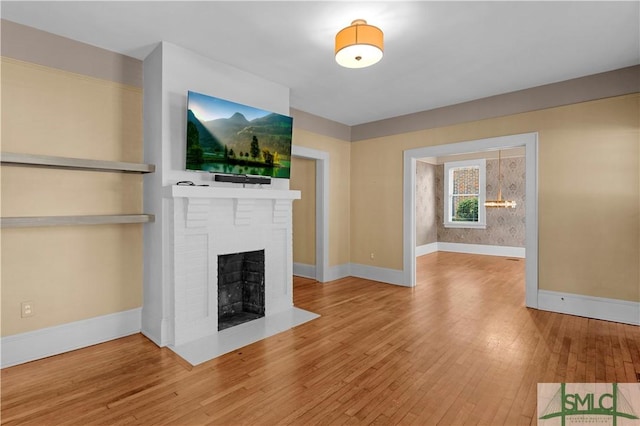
217, 250, 265, 331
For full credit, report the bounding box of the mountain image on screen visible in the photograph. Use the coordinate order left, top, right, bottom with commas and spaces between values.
185, 92, 293, 179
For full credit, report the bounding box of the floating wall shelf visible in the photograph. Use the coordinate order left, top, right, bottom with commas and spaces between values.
1, 152, 156, 228
1, 214, 155, 228
1, 152, 155, 174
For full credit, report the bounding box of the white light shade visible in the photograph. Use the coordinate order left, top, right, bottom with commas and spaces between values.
335, 19, 384, 69
335, 44, 383, 68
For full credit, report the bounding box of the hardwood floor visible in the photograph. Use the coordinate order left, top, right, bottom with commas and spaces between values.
2, 252, 639, 425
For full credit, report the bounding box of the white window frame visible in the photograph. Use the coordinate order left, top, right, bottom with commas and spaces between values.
443, 159, 486, 229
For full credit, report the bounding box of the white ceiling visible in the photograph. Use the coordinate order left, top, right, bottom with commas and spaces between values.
2, 1, 639, 126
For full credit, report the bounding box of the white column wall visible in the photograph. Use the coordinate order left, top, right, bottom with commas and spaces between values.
142, 42, 291, 346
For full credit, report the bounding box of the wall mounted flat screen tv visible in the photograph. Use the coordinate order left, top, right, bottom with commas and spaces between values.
186, 90, 293, 179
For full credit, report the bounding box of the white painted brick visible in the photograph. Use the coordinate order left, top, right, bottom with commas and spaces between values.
170, 191, 295, 344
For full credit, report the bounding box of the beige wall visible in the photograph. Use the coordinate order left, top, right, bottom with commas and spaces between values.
351, 94, 639, 302
290, 157, 316, 265
292, 129, 351, 267
1, 57, 144, 336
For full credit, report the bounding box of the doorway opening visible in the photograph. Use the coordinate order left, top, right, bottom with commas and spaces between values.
403, 133, 538, 308
291, 145, 329, 283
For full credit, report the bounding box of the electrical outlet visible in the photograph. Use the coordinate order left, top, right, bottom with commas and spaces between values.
370, 252, 375, 260
21, 301, 34, 318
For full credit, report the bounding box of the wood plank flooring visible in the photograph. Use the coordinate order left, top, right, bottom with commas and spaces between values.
2, 252, 639, 425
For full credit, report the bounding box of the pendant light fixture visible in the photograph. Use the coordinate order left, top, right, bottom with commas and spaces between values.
335, 19, 384, 68
485, 151, 517, 208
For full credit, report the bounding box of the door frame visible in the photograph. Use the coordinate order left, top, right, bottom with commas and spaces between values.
403, 132, 539, 308
291, 145, 330, 282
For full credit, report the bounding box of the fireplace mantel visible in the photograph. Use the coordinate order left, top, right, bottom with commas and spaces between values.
166, 185, 301, 228
165, 184, 301, 201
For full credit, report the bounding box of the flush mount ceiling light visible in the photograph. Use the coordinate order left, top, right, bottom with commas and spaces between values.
335, 19, 384, 68
485, 150, 517, 209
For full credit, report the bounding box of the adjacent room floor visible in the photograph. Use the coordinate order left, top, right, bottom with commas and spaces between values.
2, 252, 639, 425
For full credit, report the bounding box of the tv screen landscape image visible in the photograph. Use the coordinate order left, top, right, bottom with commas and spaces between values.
186, 90, 293, 179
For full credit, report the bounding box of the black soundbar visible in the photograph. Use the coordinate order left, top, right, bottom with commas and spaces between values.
214, 174, 271, 185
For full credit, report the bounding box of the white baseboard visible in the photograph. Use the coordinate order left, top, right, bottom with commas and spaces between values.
416, 243, 438, 257
292, 263, 351, 282
314, 262, 406, 287
538, 290, 640, 326
141, 309, 173, 348
437, 242, 525, 258
293, 262, 316, 279
350, 263, 408, 287
1, 308, 142, 368
5, 289, 632, 370
326, 263, 351, 282
293, 262, 409, 287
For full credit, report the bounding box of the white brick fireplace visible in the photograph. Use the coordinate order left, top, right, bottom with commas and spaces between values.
168, 185, 300, 345
142, 43, 319, 364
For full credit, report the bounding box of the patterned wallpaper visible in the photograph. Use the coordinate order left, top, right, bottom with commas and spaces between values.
416, 156, 526, 248
416, 161, 437, 245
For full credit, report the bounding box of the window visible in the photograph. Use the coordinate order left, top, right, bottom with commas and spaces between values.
443, 159, 486, 228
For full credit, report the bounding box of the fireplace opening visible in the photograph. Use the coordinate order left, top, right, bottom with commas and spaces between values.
217, 250, 265, 331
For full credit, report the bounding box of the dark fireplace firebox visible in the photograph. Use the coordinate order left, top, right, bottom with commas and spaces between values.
217, 250, 265, 331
